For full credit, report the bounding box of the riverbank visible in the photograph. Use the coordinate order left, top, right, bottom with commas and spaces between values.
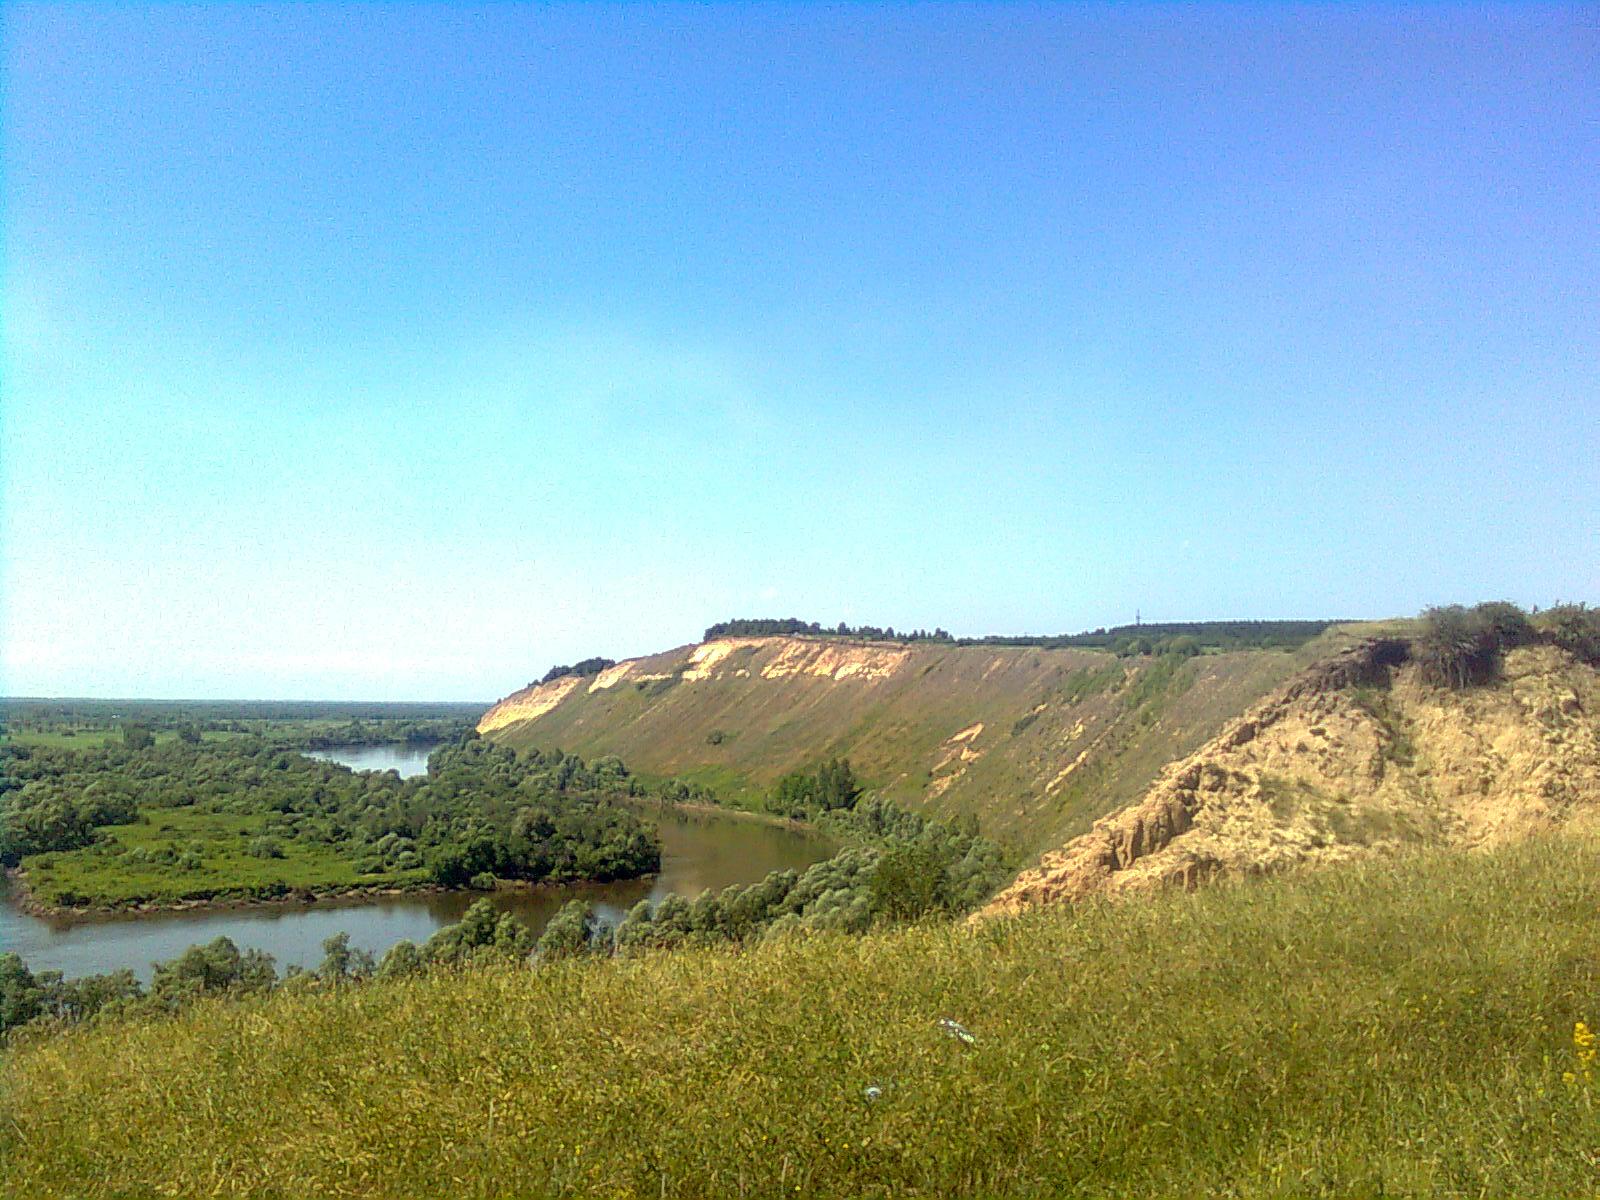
4, 866, 452, 920
6, 803, 825, 921
654, 799, 814, 832
2, 809, 838, 983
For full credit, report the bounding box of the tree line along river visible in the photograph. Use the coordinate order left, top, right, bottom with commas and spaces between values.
0, 744, 835, 981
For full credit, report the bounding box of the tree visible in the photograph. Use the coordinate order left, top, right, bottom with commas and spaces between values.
121, 724, 155, 751
869, 842, 948, 921
150, 937, 276, 1004
536, 900, 596, 960
377, 940, 424, 980
1539, 604, 1600, 665
1473, 601, 1534, 649
0, 953, 46, 1038
317, 932, 375, 985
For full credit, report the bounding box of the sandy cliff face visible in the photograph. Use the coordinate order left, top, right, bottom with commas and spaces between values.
980, 641, 1600, 916
477, 638, 917, 734
476, 635, 1306, 855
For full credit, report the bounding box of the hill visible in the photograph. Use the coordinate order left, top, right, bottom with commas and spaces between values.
983, 637, 1600, 914
479, 630, 1348, 856
5, 831, 1599, 1197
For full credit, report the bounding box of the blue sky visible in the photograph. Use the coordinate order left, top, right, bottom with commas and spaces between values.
2, 4, 1595, 701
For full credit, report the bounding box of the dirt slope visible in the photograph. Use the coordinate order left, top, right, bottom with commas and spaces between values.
981, 640, 1600, 915
478, 635, 1316, 855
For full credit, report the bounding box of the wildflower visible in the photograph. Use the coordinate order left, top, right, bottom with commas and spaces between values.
939, 1017, 976, 1046
1573, 1021, 1596, 1083
1558, 1020, 1596, 1090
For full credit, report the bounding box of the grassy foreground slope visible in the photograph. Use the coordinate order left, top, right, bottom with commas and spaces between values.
480, 634, 1333, 856
6, 833, 1599, 1198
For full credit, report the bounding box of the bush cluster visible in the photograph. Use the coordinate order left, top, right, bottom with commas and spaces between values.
1413, 600, 1597, 688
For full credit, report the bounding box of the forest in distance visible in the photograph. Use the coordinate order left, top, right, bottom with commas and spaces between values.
700, 615, 1345, 652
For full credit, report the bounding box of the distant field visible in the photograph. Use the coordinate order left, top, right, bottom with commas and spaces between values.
0, 729, 126, 749
0, 699, 485, 756
18, 806, 427, 908
5, 831, 1597, 1197
0, 729, 243, 750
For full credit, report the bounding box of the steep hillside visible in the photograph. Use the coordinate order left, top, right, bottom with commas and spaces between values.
983, 639, 1600, 915
480, 635, 1335, 855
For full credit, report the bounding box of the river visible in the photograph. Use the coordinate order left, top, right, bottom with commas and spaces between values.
0, 747, 833, 981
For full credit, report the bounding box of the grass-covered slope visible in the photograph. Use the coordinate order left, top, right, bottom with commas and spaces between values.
6, 832, 1599, 1198
480, 635, 1331, 856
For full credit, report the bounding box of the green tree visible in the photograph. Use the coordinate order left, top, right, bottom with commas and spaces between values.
149, 937, 276, 1005
536, 900, 596, 960
377, 940, 424, 980
0, 953, 47, 1038
317, 933, 375, 985
869, 842, 948, 921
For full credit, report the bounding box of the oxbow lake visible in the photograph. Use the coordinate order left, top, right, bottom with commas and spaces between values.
0, 745, 835, 981
304, 741, 441, 777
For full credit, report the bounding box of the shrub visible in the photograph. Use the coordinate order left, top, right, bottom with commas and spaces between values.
1473, 601, 1535, 649
1159, 635, 1202, 658
1413, 605, 1501, 689
1538, 604, 1600, 665
869, 842, 947, 921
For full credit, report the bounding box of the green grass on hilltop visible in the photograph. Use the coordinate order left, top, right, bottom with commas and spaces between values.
5, 834, 1600, 1198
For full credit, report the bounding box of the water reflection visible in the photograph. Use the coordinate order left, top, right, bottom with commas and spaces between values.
303, 742, 440, 778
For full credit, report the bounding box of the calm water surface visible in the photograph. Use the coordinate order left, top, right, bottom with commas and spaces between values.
304, 741, 440, 778
0, 746, 833, 980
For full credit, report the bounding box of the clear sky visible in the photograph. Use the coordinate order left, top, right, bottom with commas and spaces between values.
2, 4, 1595, 701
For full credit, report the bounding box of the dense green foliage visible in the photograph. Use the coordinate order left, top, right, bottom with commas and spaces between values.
1415, 603, 1510, 687
534, 657, 617, 687
704, 616, 1340, 652
764, 757, 862, 818
5, 834, 1599, 1197
0, 937, 278, 1039
1, 737, 661, 906
705, 618, 953, 642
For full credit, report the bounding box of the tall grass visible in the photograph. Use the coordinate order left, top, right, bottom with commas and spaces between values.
4, 833, 1599, 1198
